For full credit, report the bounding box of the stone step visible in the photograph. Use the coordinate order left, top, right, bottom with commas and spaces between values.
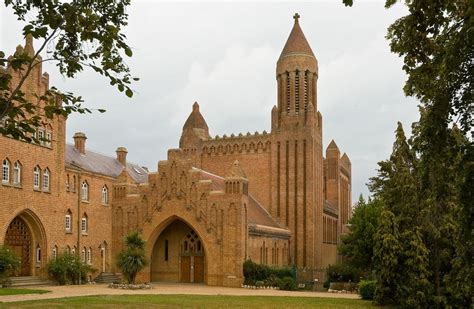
7, 276, 52, 287
94, 272, 121, 283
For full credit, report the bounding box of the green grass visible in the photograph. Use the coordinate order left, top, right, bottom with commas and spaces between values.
0, 288, 50, 296
0, 294, 377, 308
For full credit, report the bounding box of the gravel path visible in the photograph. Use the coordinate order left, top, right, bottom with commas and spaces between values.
0, 283, 360, 303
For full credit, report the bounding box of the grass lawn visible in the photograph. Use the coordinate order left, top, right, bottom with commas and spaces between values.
0, 294, 377, 308
0, 288, 50, 296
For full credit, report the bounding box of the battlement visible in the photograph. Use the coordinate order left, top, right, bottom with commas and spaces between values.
202, 131, 271, 156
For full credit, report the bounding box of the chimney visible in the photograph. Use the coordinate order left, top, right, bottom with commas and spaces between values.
116, 147, 128, 166
73, 132, 87, 154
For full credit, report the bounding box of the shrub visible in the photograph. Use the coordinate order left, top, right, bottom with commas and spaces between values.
277, 276, 297, 291
359, 280, 376, 300
325, 263, 360, 284
46, 253, 96, 285
0, 246, 20, 276
243, 259, 295, 286
0, 246, 20, 286
117, 231, 148, 284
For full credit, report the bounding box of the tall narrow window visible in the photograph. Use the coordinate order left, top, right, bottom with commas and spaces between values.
2, 159, 10, 183
72, 246, 76, 255
81, 214, 88, 233
38, 129, 44, 145
164, 239, 169, 261
286, 72, 290, 114
43, 168, 50, 191
295, 70, 300, 113
81, 181, 88, 201
87, 248, 92, 264
101, 185, 108, 204
13, 161, 21, 185
33, 166, 41, 189
82, 248, 86, 262
45, 131, 52, 147
66, 174, 70, 191
52, 245, 58, 259
72, 175, 76, 192
65, 211, 72, 232
36, 245, 41, 263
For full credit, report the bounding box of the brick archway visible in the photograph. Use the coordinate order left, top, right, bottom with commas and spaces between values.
3, 209, 47, 276
150, 219, 206, 283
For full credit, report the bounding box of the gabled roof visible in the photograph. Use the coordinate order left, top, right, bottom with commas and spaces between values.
197, 169, 285, 230
65, 144, 148, 183
279, 14, 315, 60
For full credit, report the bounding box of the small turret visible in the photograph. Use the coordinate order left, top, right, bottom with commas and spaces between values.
179, 101, 211, 149
225, 160, 248, 195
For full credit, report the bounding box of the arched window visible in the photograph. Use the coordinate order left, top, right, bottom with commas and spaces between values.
45, 129, 52, 147
33, 166, 41, 189
66, 245, 71, 254
65, 210, 72, 232
72, 246, 77, 255
81, 181, 88, 201
82, 247, 86, 262
81, 214, 88, 234
101, 185, 108, 204
43, 168, 50, 191
2, 159, 10, 183
13, 161, 21, 185
66, 174, 70, 191
52, 245, 58, 260
36, 244, 41, 263
87, 247, 92, 264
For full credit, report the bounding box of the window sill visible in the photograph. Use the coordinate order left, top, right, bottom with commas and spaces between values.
2, 182, 11, 187
42, 189, 51, 194
101, 203, 109, 207
13, 184, 22, 189
33, 187, 42, 192
82, 232, 88, 236
81, 200, 90, 204
65, 230, 73, 234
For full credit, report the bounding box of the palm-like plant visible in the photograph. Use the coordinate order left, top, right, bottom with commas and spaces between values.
117, 231, 148, 284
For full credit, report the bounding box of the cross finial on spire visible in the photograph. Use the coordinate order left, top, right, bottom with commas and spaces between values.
293, 13, 300, 23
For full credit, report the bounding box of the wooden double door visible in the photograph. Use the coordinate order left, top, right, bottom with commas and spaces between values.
180, 255, 204, 283
5, 217, 32, 276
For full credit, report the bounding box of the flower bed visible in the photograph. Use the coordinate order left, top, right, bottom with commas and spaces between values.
108, 282, 153, 290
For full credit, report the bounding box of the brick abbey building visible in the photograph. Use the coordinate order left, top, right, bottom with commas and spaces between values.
0, 15, 351, 286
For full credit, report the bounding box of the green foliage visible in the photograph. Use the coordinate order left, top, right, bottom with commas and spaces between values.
0, 245, 20, 285
242, 259, 294, 286
358, 280, 376, 300
0, 0, 138, 141
325, 263, 361, 285
338, 195, 382, 275
276, 276, 297, 291
46, 252, 96, 285
116, 231, 148, 284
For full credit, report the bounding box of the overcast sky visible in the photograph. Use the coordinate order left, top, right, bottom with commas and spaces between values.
1, 1, 420, 201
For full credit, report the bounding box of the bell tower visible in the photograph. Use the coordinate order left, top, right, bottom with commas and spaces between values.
272, 13, 319, 130
270, 14, 324, 269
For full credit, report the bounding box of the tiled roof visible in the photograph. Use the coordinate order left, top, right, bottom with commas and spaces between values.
197, 169, 285, 230
183, 102, 209, 132
279, 18, 315, 59
65, 144, 148, 183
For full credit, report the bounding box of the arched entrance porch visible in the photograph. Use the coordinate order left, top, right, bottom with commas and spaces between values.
150, 219, 206, 283
3, 210, 46, 276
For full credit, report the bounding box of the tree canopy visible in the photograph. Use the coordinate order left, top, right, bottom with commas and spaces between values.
0, 0, 137, 142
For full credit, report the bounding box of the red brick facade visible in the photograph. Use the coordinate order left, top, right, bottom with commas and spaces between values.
0, 16, 351, 287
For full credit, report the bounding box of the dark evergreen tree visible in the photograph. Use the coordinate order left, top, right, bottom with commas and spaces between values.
338, 195, 382, 277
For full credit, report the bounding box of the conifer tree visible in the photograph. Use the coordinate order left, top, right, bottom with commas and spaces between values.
371, 122, 431, 307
